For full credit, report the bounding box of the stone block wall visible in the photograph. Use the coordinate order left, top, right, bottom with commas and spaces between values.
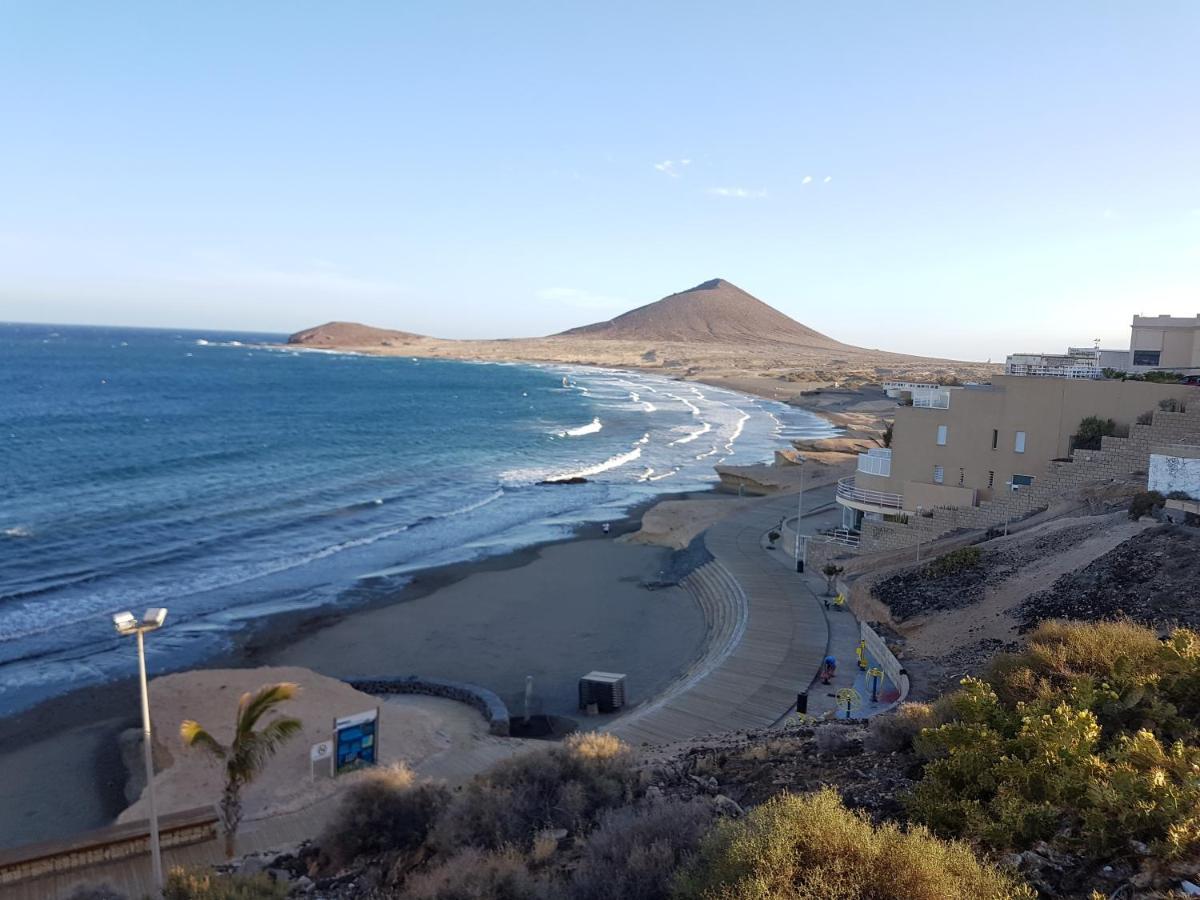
346, 675, 511, 736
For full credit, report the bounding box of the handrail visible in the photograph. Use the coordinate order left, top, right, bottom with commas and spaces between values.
836, 476, 904, 511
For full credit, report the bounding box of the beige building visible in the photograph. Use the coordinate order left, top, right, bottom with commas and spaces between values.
1130, 314, 1200, 372
837, 375, 1195, 527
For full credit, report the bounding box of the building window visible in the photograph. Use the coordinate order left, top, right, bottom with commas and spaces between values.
988, 470, 995, 488
933, 465, 944, 484
1133, 350, 1161, 367
1012, 473, 1035, 487
1014, 431, 1026, 453
958, 467, 965, 486
991, 429, 998, 450
936, 425, 948, 446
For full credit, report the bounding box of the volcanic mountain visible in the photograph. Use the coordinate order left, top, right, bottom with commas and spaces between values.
557, 278, 843, 348
289, 321, 425, 348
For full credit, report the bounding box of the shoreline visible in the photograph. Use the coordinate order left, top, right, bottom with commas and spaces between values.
0, 489, 729, 849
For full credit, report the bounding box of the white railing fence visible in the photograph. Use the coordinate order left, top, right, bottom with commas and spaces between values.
836, 476, 905, 511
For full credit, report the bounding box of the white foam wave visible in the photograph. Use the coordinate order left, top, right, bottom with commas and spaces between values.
628, 391, 656, 412
557, 417, 602, 437
648, 468, 679, 482
194, 339, 209, 346
637, 433, 650, 444
724, 411, 751, 452
670, 422, 712, 446
637, 467, 655, 482
443, 489, 505, 518
667, 393, 701, 417
3, 526, 33, 539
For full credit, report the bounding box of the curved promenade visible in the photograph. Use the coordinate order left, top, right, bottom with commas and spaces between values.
614, 493, 829, 745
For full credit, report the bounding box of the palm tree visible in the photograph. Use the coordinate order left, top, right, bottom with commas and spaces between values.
180, 682, 303, 857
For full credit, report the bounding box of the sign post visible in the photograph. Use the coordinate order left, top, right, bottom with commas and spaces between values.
333, 707, 380, 775
310, 739, 333, 780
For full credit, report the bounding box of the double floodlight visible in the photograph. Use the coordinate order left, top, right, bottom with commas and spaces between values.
112, 607, 168, 635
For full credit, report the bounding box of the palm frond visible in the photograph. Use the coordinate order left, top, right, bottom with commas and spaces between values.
230, 716, 303, 780
180, 720, 228, 759
237, 682, 300, 737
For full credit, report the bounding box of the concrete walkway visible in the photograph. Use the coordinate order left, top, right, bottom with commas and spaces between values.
613, 493, 830, 744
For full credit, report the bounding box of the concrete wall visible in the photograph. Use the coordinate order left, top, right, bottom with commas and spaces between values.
869, 377, 1196, 508
346, 675, 511, 736
1131, 315, 1200, 370
1149, 449, 1200, 501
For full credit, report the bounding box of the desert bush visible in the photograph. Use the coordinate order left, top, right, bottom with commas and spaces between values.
813, 722, 860, 756
1136, 409, 1155, 425
675, 788, 1032, 900
922, 545, 982, 579
318, 762, 450, 869
432, 732, 638, 851
1159, 397, 1182, 411
1129, 489, 1165, 520
907, 622, 1200, 860
568, 800, 714, 900
1073, 415, 1116, 451
868, 702, 937, 752
164, 867, 287, 900
882, 421, 894, 448
400, 848, 548, 900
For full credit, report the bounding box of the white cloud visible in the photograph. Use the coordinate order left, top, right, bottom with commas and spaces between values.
708, 187, 767, 199
802, 175, 813, 185
654, 159, 691, 178
537, 287, 630, 311
824, 175, 832, 183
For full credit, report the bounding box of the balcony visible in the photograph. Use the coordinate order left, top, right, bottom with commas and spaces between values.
856, 448, 892, 477
836, 476, 905, 513
911, 389, 950, 409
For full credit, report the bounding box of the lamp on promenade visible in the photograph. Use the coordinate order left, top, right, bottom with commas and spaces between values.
794, 460, 805, 573
113, 607, 168, 896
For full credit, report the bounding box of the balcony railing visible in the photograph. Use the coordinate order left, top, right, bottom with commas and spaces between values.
856, 448, 892, 477
912, 389, 950, 409
836, 476, 905, 511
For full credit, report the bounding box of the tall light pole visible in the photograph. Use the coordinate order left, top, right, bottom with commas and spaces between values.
915, 506, 924, 563
794, 460, 805, 572
1002, 481, 1018, 536
113, 607, 168, 896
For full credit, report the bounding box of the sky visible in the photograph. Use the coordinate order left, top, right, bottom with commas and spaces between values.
0, 2, 1197, 361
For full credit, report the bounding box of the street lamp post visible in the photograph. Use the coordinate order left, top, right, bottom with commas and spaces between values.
1003, 481, 1018, 536
794, 461, 805, 572
113, 607, 168, 896
915, 505, 923, 563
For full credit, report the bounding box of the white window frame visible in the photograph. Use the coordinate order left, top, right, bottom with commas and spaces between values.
936, 424, 948, 446
933, 465, 944, 484
1014, 430, 1026, 453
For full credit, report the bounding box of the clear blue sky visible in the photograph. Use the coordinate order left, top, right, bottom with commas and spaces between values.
1, 2, 1197, 360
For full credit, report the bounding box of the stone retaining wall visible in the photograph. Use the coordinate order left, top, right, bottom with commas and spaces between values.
346, 676, 510, 736
860, 621, 909, 704
0, 807, 217, 886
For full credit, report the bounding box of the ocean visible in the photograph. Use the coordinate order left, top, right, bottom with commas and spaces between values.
0, 323, 838, 714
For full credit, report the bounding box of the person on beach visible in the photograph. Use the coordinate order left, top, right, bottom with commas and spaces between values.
821, 654, 837, 684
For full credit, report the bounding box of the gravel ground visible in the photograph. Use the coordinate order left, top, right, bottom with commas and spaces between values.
1019, 524, 1200, 631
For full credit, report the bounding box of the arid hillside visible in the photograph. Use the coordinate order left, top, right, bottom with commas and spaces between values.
287, 278, 998, 395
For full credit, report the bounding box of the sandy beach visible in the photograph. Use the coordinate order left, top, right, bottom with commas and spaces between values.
0, 496, 715, 849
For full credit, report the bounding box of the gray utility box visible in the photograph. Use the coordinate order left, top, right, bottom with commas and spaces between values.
578, 671, 627, 713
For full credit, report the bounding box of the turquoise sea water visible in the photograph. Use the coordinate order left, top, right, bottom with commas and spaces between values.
0, 323, 838, 713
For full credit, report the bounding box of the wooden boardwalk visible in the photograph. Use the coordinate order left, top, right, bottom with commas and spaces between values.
613, 493, 828, 745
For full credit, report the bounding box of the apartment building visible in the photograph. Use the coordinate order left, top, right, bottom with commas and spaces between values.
836, 375, 1194, 528
1130, 314, 1200, 372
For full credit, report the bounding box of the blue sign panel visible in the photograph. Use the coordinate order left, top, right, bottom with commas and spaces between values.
334, 708, 379, 775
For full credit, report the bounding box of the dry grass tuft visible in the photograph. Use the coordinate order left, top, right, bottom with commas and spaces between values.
675, 789, 1032, 900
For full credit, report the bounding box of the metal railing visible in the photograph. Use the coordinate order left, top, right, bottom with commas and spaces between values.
836, 476, 905, 511
823, 528, 861, 547
856, 448, 892, 477
911, 390, 950, 409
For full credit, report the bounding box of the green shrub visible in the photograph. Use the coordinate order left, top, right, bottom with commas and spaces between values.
675, 788, 1032, 900
318, 762, 449, 870
163, 867, 286, 900
1073, 416, 1116, 451
432, 732, 638, 851
401, 847, 548, 899
907, 622, 1200, 860
1136, 409, 1155, 425
1129, 489, 1165, 520
1159, 397, 1181, 412
923, 546, 982, 579
568, 800, 715, 900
